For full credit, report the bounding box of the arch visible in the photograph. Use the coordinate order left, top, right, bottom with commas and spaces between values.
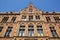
28, 23, 34, 26
49, 24, 54, 27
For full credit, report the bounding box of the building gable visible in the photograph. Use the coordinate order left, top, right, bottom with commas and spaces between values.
20, 3, 43, 14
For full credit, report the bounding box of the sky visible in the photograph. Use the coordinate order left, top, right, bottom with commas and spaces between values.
0, 0, 60, 12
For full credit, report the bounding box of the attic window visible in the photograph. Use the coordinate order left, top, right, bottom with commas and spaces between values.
29, 8, 33, 12
30, 6, 32, 7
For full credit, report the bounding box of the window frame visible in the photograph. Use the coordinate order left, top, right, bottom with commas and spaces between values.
5, 27, 13, 37
28, 25, 34, 36
18, 26, 25, 36
53, 16, 60, 22
49, 27, 58, 37
46, 16, 51, 22
11, 17, 16, 22
1, 17, 9, 23
37, 26, 43, 36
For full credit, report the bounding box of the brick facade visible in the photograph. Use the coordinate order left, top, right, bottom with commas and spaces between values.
0, 3, 60, 40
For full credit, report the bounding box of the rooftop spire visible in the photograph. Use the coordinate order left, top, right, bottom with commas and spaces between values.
29, 2, 33, 7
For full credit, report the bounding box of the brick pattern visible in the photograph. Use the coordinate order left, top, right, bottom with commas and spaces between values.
0, 3, 60, 40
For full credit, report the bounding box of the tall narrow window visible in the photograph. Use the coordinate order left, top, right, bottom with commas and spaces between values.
37, 26, 43, 36
19, 26, 25, 36
50, 27, 58, 37
5, 27, 13, 37
1, 17, 9, 23
53, 16, 60, 22
46, 16, 51, 22
29, 16, 33, 21
11, 17, 16, 22
28, 26, 34, 36
0, 27, 3, 32
36, 15, 40, 21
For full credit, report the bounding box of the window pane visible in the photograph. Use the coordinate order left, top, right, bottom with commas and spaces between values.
19, 29, 25, 36
28, 29, 34, 36
37, 29, 43, 36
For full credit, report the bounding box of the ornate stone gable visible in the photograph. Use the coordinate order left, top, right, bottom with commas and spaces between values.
20, 3, 43, 14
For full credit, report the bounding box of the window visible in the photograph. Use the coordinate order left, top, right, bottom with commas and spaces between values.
19, 26, 25, 36
1, 17, 9, 23
29, 8, 33, 12
11, 17, 16, 22
37, 26, 43, 36
50, 27, 58, 37
5, 27, 13, 37
0, 27, 3, 32
22, 16, 26, 21
36, 15, 40, 20
46, 16, 51, 22
29, 16, 33, 21
19, 29, 25, 36
28, 26, 34, 36
22, 16, 26, 19
53, 16, 60, 22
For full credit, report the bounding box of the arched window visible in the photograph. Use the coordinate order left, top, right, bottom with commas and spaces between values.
19, 25, 25, 36
49, 24, 58, 37
37, 25, 43, 36
28, 23, 34, 36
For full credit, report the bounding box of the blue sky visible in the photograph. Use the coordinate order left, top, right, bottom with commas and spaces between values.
0, 0, 60, 12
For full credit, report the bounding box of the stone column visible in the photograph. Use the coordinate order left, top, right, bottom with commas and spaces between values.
34, 23, 37, 36
25, 23, 28, 36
